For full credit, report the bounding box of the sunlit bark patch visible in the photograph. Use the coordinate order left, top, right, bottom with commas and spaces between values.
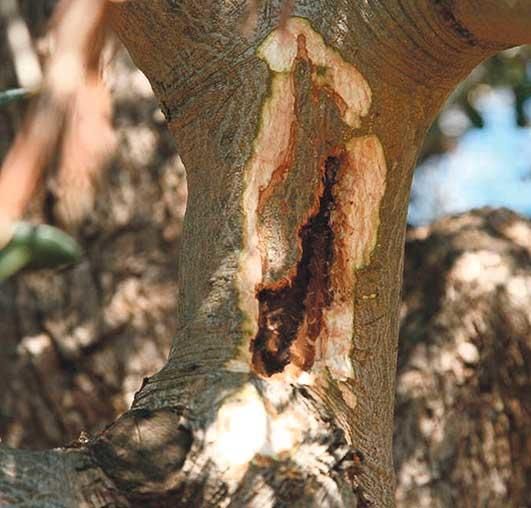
235, 17, 386, 381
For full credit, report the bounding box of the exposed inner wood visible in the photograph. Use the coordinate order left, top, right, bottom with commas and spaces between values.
237, 18, 386, 380
252, 155, 341, 376
315, 135, 387, 380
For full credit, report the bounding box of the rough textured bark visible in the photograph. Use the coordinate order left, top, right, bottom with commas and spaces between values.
1, 1, 530, 507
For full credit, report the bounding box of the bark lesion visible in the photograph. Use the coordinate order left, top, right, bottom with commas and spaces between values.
251, 155, 341, 376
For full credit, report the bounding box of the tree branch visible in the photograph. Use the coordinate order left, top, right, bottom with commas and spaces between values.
452, 0, 531, 46
0, 446, 127, 507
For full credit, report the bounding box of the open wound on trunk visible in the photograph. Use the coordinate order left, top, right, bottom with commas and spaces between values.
235, 18, 387, 381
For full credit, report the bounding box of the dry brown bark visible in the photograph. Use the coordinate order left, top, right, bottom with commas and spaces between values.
1, 1, 530, 507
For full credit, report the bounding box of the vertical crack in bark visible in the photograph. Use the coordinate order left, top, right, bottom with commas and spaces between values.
251, 155, 341, 376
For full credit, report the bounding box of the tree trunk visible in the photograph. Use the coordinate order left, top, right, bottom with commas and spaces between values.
1, 1, 530, 506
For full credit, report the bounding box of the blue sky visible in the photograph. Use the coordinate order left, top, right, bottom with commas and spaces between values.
409, 89, 531, 225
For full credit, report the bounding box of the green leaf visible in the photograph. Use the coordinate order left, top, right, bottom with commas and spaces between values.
0, 222, 82, 282
0, 88, 32, 107
0, 241, 31, 282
